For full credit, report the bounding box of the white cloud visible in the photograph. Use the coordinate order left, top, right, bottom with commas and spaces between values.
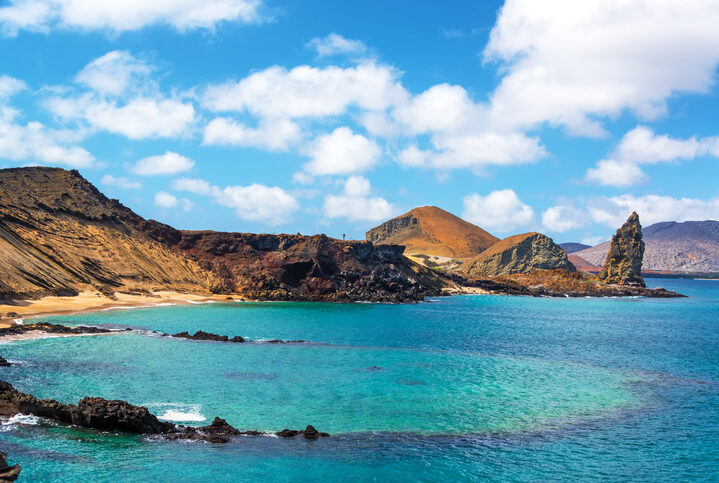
0, 0, 263, 36
397, 132, 546, 172
586, 126, 719, 187
588, 194, 719, 228
171, 177, 213, 195
131, 151, 194, 176
213, 184, 299, 225
303, 127, 381, 176
154, 191, 178, 208
202, 62, 407, 118
48, 95, 196, 140
322, 176, 395, 222
203, 116, 301, 151
101, 174, 140, 189
585, 159, 647, 187
306, 33, 367, 57
0, 116, 94, 167
392, 84, 480, 135
172, 176, 299, 224
541, 205, 586, 233
0, 75, 27, 99
75, 50, 151, 96
483, 0, 719, 136
462, 189, 534, 232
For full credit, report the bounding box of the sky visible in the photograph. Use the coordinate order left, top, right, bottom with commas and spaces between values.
1, 0, 719, 246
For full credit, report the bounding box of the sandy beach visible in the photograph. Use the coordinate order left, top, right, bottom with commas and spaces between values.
0, 291, 237, 328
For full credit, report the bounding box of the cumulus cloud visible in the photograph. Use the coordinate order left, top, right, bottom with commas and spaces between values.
322, 176, 395, 222
171, 177, 213, 195
154, 191, 178, 208
397, 132, 546, 172
213, 184, 299, 225
484, 0, 719, 136
541, 204, 586, 233
392, 84, 480, 135
101, 174, 140, 189
306, 33, 367, 58
131, 151, 194, 176
202, 62, 407, 118
0, 0, 263, 36
75, 50, 152, 96
587, 194, 719, 228
0, 116, 94, 167
203, 116, 301, 151
303, 127, 381, 176
0, 75, 27, 99
586, 126, 719, 187
462, 189, 534, 232
48, 94, 196, 140
172, 177, 298, 225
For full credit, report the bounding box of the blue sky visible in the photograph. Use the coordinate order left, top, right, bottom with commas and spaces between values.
1, 0, 719, 245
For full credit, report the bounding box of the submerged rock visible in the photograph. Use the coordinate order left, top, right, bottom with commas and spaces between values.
599, 212, 646, 287
0, 322, 116, 338
276, 425, 328, 439
0, 451, 21, 481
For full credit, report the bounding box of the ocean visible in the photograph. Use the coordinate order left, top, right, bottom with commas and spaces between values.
1, 278, 717, 481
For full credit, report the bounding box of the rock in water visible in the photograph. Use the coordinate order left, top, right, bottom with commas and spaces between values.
0, 452, 21, 481
462, 233, 575, 277
599, 212, 645, 287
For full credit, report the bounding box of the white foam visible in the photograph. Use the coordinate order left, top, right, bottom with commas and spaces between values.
99, 306, 139, 311
12, 319, 24, 325
183, 300, 217, 305
149, 403, 206, 423
2, 413, 41, 426
152, 303, 176, 307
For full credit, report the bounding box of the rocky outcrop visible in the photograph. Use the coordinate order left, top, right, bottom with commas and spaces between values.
366, 206, 498, 259
0, 381, 327, 444
599, 212, 645, 287
0, 452, 21, 481
173, 231, 448, 302
0, 357, 10, 367
576, 220, 719, 274
0, 322, 120, 338
169, 331, 307, 344
462, 233, 575, 277
0, 167, 212, 300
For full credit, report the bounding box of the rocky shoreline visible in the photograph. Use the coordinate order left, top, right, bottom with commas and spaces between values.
0, 380, 328, 445
168, 330, 308, 344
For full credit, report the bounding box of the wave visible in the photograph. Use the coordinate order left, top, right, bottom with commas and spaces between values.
183, 300, 217, 305
147, 403, 206, 423
2, 413, 41, 426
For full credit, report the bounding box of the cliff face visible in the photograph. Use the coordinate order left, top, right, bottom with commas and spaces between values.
366, 206, 498, 259
173, 231, 447, 302
576, 220, 719, 273
598, 212, 645, 287
0, 168, 211, 299
461, 232, 575, 277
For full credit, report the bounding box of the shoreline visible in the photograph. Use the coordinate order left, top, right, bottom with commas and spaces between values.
0, 291, 238, 328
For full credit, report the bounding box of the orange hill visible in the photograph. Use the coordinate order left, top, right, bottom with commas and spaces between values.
365, 206, 498, 259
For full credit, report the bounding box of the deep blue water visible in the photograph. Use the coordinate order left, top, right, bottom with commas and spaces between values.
1, 278, 717, 481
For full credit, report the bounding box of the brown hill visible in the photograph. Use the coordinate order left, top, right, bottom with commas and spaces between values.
462, 232, 575, 277
365, 206, 498, 259
0, 167, 448, 303
567, 254, 601, 273
0, 167, 211, 299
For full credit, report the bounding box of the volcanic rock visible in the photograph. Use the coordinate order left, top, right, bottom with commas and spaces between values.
0, 451, 21, 481
462, 233, 575, 277
365, 206, 498, 259
598, 212, 645, 287
0, 357, 10, 367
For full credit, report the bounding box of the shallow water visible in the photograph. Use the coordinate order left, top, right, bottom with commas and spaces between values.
1, 279, 717, 481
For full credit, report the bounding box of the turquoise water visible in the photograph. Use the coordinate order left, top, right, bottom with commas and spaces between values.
1, 279, 718, 481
